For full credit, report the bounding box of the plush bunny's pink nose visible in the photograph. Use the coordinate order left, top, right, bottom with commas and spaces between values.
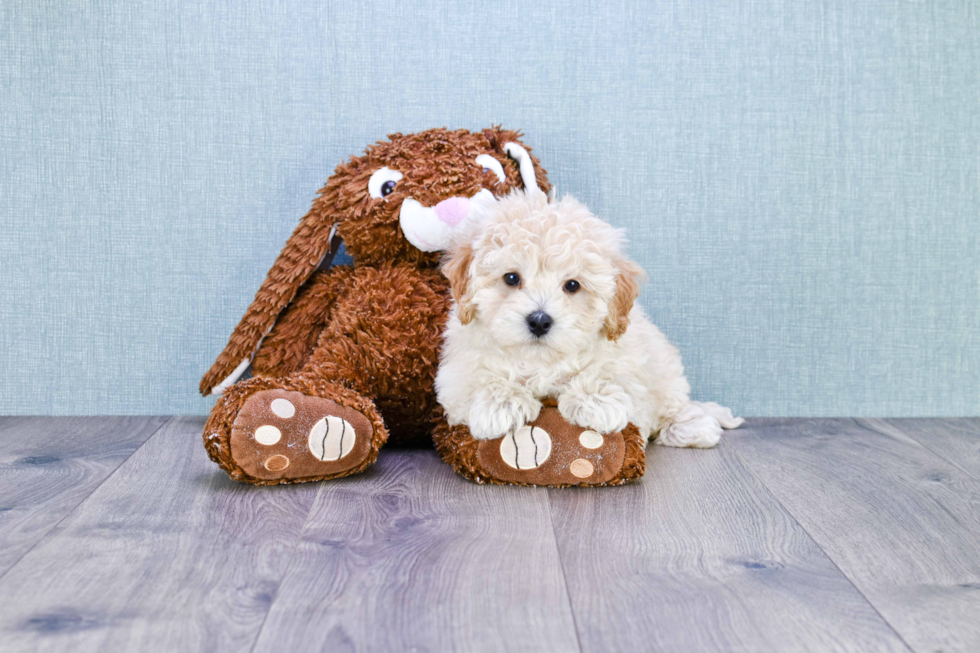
433, 196, 470, 228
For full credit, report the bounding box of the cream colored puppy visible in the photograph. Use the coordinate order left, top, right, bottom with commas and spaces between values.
436, 191, 742, 447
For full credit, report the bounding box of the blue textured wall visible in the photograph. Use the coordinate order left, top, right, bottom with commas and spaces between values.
1, 1, 977, 416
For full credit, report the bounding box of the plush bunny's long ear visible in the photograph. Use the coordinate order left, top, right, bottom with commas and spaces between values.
200, 201, 340, 396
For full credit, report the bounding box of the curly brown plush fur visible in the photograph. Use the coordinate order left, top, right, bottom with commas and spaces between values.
200, 127, 548, 397
201, 127, 551, 484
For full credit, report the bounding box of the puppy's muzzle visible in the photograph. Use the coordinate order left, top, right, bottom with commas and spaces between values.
526, 311, 553, 338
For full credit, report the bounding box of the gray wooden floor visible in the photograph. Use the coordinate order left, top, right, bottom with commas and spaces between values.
1, 417, 978, 652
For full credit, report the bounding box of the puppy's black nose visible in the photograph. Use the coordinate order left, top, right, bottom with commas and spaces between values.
526, 311, 553, 337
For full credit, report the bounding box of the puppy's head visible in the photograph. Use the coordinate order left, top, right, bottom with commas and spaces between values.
442, 191, 646, 359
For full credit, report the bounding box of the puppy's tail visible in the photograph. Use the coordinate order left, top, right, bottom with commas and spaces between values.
691, 401, 745, 429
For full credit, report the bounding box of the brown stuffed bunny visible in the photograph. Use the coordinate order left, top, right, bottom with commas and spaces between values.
201, 127, 645, 487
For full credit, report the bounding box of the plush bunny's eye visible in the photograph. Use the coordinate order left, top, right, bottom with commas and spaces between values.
368, 167, 403, 200
476, 154, 506, 184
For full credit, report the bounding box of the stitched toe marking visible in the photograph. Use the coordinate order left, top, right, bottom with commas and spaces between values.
499, 426, 552, 470
308, 416, 356, 461
570, 458, 594, 478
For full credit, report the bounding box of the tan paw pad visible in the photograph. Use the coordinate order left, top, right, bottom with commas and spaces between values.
569, 458, 594, 478
265, 455, 290, 472
578, 430, 603, 449
270, 398, 295, 418
254, 425, 282, 445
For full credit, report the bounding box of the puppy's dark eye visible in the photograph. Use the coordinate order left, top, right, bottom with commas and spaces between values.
503, 272, 521, 287
380, 180, 397, 197
563, 279, 580, 293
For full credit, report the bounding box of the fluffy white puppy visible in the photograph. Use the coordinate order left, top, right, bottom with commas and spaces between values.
436, 191, 742, 448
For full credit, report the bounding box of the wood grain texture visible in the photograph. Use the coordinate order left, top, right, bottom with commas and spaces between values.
4, 417, 978, 652
549, 439, 909, 652
0, 416, 168, 578
879, 418, 980, 481
251, 448, 581, 653
730, 418, 980, 653
0, 417, 318, 653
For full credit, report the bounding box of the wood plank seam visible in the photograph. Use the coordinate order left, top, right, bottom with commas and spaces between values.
862, 418, 980, 484
725, 431, 916, 653
546, 490, 586, 653
246, 449, 581, 652
0, 416, 176, 586
546, 435, 913, 652
246, 482, 332, 653
0, 417, 323, 651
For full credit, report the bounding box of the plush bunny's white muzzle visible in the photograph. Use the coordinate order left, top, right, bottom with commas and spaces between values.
400, 189, 496, 252
399, 142, 541, 252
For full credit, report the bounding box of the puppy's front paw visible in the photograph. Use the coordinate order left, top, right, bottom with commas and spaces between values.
468, 386, 542, 440
558, 388, 633, 434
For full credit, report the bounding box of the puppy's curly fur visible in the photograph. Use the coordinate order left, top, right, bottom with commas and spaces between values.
437, 191, 743, 447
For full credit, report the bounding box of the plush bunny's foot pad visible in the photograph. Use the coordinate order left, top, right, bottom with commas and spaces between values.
433, 405, 646, 487
204, 378, 387, 485
228, 389, 374, 481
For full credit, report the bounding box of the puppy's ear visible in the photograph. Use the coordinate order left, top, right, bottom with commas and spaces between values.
441, 243, 477, 325
603, 258, 646, 341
